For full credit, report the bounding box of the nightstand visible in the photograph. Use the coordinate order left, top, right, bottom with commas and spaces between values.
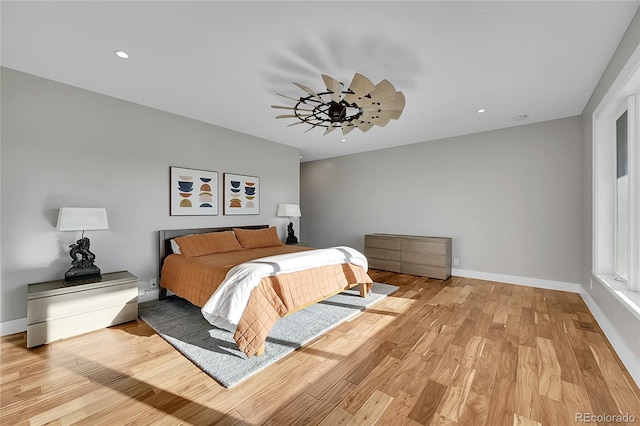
288, 242, 309, 247
27, 271, 138, 348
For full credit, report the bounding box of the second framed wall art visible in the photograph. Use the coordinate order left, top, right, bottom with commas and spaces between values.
223, 173, 260, 215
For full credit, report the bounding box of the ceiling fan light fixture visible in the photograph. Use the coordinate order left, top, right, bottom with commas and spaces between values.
272, 73, 405, 136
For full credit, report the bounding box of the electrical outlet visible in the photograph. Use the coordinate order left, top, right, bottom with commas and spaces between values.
149, 278, 157, 289
453, 258, 459, 266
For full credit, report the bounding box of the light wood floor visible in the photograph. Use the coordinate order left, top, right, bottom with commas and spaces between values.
2, 271, 639, 425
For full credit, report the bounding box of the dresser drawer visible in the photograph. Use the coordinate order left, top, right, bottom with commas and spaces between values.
368, 258, 402, 273
365, 247, 401, 261
401, 252, 447, 267
402, 239, 447, 255
402, 263, 450, 280
364, 235, 401, 250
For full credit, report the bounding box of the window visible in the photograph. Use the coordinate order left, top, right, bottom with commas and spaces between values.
593, 47, 639, 295
616, 110, 628, 283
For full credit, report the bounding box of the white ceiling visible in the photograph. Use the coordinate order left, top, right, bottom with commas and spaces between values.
2, 1, 638, 162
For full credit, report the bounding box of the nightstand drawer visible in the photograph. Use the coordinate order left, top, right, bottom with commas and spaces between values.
28, 281, 137, 323
27, 303, 137, 348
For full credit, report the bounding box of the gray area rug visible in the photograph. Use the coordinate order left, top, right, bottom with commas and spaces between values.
138, 282, 398, 388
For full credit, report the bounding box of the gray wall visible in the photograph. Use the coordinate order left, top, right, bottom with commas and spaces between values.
1, 67, 301, 323
301, 116, 582, 285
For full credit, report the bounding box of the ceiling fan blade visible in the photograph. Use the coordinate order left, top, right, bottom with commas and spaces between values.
374, 109, 403, 120
355, 121, 373, 132
344, 73, 375, 104
361, 92, 405, 122
370, 117, 391, 127
368, 80, 397, 103
321, 74, 343, 103
362, 96, 405, 113
341, 123, 357, 135
276, 114, 311, 119
271, 105, 315, 113
277, 93, 303, 103
360, 111, 392, 127
303, 123, 321, 133
286, 121, 305, 127
293, 82, 323, 102
364, 91, 405, 109
323, 124, 338, 135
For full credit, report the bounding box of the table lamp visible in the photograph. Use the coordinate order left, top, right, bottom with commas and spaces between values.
277, 204, 301, 245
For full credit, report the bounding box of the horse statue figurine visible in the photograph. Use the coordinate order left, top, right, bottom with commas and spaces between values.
69, 237, 96, 269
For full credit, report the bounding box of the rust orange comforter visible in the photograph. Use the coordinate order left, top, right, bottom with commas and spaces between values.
160, 246, 372, 356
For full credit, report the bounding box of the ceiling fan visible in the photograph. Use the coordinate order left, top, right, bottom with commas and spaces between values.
271, 73, 405, 136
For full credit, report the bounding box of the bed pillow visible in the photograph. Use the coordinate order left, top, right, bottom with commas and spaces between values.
173, 231, 244, 258
233, 226, 284, 249
170, 238, 182, 254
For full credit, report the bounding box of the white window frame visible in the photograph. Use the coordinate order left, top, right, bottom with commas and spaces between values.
593, 45, 640, 316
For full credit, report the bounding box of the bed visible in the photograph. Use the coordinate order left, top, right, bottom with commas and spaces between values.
158, 225, 373, 357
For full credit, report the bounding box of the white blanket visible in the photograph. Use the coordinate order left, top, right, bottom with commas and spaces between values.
201, 246, 368, 332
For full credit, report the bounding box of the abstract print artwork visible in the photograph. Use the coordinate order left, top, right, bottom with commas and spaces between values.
223, 173, 260, 215
170, 167, 219, 216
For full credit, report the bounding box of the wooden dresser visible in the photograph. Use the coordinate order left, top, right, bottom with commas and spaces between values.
364, 234, 452, 280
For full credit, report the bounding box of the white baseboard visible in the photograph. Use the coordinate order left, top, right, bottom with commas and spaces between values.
452, 268, 582, 293
138, 288, 160, 303
580, 290, 640, 388
0, 317, 27, 337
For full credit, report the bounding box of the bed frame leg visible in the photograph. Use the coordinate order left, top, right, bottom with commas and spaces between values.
255, 343, 266, 357
358, 283, 372, 297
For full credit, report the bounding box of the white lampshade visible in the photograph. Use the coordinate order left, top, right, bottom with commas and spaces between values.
276, 204, 301, 218
57, 208, 109, 231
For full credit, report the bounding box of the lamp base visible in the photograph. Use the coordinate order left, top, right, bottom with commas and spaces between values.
64, 265, 102, 283
285, 221, 298, 245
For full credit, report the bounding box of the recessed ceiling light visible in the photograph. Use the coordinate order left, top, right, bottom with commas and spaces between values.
513, 114, 529, 121
341, 139, 347, 142
114, 50, 130, 59
476, 108, 486, 114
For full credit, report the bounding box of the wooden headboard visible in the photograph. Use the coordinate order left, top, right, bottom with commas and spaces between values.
158, 224, 269, 299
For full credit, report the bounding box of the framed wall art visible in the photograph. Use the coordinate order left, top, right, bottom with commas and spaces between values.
223, 173, 260, 215
170, 166, 219, 216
